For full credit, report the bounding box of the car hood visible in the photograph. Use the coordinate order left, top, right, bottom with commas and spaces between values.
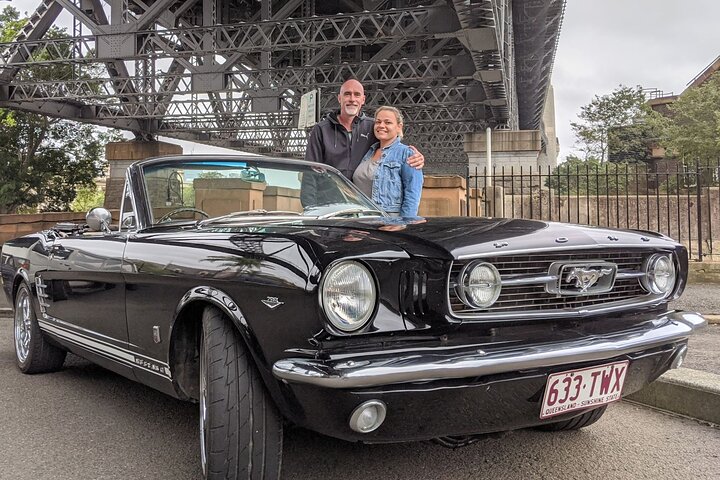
199, 216, 677, 261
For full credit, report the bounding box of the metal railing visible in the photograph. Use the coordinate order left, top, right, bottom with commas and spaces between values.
466, 161, 720, 261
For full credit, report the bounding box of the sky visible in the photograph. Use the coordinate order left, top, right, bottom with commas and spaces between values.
8, 0, 720, 161
553, 0, 720, 160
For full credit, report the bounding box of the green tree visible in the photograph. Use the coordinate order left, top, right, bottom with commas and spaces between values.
571, 85, 657, 162
70, 185, 105, 212
0, 6, 120, 214
546, 155, 646, 195
660, 71, 720, 166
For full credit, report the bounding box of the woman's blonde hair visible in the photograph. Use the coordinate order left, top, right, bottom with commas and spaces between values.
374, 105, 404, 139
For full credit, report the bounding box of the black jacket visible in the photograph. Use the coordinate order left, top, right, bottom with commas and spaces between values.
304, 111, 376, 179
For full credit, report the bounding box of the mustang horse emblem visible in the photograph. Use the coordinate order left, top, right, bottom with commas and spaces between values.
565, 267, 614, 293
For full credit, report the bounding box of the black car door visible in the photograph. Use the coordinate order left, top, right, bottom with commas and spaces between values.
36, 232, 130, 375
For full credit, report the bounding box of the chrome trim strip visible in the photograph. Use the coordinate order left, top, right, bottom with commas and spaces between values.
500, 275, 558, 286
38, 317, 171, 379
39, 312, 130, 349
450, 294, 666, 320
499, 271, 645, 287
616, 272, 646, 279
496, 271, 645, 287
272, 311, 706, 389
456, 244, 674, 260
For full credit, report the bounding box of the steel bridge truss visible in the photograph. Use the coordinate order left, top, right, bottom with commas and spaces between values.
0, 0, 565, 170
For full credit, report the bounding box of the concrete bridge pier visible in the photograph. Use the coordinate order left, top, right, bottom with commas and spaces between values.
463, 129, 545, 218
464, 129, 543, 177
104, 141, 183, 210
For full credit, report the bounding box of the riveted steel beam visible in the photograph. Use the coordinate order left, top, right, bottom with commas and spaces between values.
0, 0, 566, 173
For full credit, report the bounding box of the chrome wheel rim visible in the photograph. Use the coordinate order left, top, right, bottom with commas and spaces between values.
199, 339, 208, 477
14, 289, 32, 364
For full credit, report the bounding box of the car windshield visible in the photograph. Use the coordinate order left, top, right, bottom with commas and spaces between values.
141, 158, 384, 225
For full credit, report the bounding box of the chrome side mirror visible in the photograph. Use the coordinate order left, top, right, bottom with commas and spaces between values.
86, 207, 112, 233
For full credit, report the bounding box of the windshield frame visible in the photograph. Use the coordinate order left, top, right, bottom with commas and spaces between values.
130, 155, 385, 228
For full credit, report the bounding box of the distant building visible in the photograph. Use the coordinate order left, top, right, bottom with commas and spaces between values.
642, 55, 720, 172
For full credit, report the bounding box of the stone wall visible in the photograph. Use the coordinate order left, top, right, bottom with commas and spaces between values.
0, 212, 87, 245
0, 211, 122, 245
105, 141, 183, 210
503, 189, 719, 247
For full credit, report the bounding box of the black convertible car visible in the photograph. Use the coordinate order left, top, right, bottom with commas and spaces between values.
1, 155, 705, 479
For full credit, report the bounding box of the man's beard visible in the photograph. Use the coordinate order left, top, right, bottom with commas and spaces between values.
344, 105, 360, 116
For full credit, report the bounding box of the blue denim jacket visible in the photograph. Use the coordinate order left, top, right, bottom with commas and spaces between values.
360, 137, 424, 216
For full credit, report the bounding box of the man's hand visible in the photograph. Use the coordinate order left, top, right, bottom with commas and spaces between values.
407, 145, 425, 170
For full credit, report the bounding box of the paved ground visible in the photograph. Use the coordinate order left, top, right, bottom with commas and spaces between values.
670, 284, 720, 374
0, 284, 719, 479
671, 282, 720, 315
0, 320, 718, 480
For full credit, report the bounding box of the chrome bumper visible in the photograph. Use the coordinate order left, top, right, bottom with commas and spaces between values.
272, 311, 706, 389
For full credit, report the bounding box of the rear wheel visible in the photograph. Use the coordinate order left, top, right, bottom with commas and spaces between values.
536, 406, 608, 431
199, 306, 283, 480
14, 282, 66, 374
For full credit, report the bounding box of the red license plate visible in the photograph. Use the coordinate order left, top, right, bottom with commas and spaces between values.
540, 360, 629, 419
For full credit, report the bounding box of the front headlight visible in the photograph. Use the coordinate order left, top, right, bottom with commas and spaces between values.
642, 253, 676, 295
320, 261, 376, 332
456, 261, 501, 308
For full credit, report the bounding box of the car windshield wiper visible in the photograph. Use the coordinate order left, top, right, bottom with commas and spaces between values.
318, 208, 385, 219
198, 209, 303, 226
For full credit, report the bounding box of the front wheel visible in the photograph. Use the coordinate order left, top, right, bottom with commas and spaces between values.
199, 306, 283, 480
14, 282, 66, 374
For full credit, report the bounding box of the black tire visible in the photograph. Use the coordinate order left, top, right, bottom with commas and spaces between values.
13, 282, 66, 374
536, 405, 608, 432
199, 306, 283, 480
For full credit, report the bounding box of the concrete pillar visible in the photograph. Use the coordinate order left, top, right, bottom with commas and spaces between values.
464, 130, 544, 192
486, 185, 505, 218
539, 85, 559, 170
104, 141, 183, 210
418, 176, 466, 217
465, 130, 542, 172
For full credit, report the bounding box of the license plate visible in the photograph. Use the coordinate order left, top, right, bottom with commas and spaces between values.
540, 361, 629, 419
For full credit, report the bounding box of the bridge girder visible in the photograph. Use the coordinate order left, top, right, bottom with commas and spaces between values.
0, 0, 565, 170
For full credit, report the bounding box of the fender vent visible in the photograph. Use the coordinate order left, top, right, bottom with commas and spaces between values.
399, 270, 427, 319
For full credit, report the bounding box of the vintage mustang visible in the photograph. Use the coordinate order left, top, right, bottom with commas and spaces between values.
1, 155, 706, 479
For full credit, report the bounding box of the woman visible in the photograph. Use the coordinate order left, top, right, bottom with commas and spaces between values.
352, 106, 424, 217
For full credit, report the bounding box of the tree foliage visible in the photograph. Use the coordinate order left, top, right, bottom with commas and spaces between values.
546, 155, 648, 195
571, 85, 658, 162
660, 71, 720, 166
0, 6, 120, 214
70, 186, 105, 213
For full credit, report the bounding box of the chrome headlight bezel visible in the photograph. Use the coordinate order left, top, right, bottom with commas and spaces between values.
319, 260, 377, 333
642, 253, 676, 295
455, 261, 502, 309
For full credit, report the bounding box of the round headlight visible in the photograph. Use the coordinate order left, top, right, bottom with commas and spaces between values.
643, 254, 676, 295
456, 261, 501, 308
321, 261, 376, 332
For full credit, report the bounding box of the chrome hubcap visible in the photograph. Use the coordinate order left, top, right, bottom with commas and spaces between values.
199, 340, 208, 476
14, 290, 32, 363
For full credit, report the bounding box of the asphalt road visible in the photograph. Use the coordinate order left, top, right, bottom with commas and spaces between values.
1, 316, 719, 480
671, 282, 720, 315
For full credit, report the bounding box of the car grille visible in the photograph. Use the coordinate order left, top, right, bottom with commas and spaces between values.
448, 248, 665, 319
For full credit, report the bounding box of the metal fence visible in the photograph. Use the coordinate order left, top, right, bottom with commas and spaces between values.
465, 161, 720, 261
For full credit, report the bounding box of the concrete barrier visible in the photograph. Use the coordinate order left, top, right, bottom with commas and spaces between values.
626, 368, 720, 425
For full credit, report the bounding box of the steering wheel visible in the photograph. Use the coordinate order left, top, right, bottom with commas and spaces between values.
158, 207, 209, 223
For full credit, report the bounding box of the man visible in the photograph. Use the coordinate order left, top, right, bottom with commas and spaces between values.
304, 78, 424, 179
